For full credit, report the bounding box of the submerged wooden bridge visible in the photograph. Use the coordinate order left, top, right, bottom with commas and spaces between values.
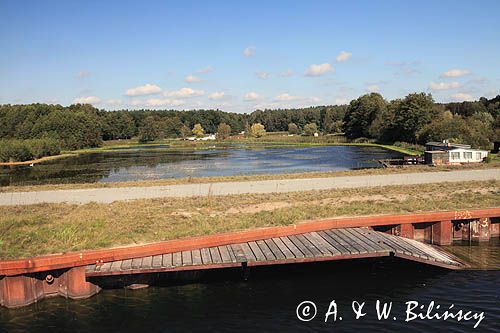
1, 208, 499, 308
86, 227, 463, 277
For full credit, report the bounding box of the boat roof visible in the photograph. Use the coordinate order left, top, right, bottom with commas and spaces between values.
425, 141, 471, 149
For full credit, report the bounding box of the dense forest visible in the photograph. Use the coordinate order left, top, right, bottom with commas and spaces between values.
0, 92, 499, 161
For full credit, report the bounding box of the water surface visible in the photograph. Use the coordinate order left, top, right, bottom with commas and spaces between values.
0, 146, 402, 186
1, 255, 498, 332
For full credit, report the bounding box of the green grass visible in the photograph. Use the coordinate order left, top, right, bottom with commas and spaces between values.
69, 135, 423, 155
0, 180, 498, 259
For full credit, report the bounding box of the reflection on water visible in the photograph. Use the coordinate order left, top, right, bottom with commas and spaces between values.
0, 146, 402, 186
443, 239, 500, 269
1, 255, 498, 332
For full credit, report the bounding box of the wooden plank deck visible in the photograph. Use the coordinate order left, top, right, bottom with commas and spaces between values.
86, 227, 465, 276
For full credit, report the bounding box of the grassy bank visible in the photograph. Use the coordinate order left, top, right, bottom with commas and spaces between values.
77, 135, 424, 155
0, 180, 498, 259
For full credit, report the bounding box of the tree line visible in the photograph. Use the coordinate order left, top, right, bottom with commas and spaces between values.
342, 93, 499, 149
0, 92, 498, 156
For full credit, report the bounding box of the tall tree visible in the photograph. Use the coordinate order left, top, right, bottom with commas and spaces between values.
387, 93, 439, 143
287, 123, 299, 134
192, 123, 205, 137
343, 93, 387, 139
216, 123, 231, 140
138, 116, 162, 142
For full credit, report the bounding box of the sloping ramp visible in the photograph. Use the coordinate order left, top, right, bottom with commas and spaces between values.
86, 228, 464, 277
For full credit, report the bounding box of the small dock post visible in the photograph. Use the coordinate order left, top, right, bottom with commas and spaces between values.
241, 262, 250, 281
432, 220, 452, 245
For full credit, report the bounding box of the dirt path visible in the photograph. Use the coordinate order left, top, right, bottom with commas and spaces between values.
0, 169, 498, 206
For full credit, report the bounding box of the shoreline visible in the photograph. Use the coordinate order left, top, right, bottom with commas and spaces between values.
0, 153, 75, 166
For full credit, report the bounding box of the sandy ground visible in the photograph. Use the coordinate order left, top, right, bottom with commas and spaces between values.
0, 169, 498, 206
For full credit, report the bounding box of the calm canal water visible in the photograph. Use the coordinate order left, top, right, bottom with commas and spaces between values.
0, 146, 402, 186
1, 243, 498, 332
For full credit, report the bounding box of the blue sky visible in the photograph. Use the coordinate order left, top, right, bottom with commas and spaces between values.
1, 0, 499, 112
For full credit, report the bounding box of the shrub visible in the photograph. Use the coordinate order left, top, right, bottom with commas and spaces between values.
0, 140, 33, 162
353, 137, 373, 143
393, 141, 424, 152
288, 123, 299, 135
27, 138, 61, 159
304, 123, 318, 136
0, 138, 61, 162
250, 123, 266, 138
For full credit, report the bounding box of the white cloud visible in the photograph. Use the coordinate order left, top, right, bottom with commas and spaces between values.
366, 85, 380, 93
309, 96, 321, 103
279, 69, 295, 77
77, 70, 90, 78
274, 93, 300, 101
208, 91, 225, 100
244, 92, 260, 101
163, 87, 204, 98
429, 81, 462, 91
197, 66, 213, 74
72, 96, 101, 104
256, 71, 270, 80
106, 99, 122, 105
440, 69, 471, 78
243, 46, 255, 57
335, 98, 349, 105
130, 99, 143, 106
336, 51, 352, 62
125, 84, 162, 96
146, 98, 185, 107
305, 63, 334, 77
185, 75, 202, 83
450, 93, 474, 101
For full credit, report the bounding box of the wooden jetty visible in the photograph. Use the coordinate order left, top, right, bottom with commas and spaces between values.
1, 208, 499, 308
86, 227, 463, 277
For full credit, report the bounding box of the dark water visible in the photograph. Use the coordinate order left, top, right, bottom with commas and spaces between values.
0, 146, 402, 186
1, 257, 498, 333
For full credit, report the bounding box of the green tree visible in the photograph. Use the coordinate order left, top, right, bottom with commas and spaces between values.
138, 116, 161, 142
216, 123, 231, 140
287, 123, 299, 134
162, 117, 183, 138
250, 123, 266, 138
416, 112, 468, 144
331, 120, 344, 134
192, 123, 205, 137
343, 93, 387, 139
180, 123, 191, 139
387, 93, 439, 143
304, 123, 318, 136
244, 122, 252, 137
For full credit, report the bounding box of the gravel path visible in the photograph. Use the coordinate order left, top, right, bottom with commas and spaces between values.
0, 169, 498, 206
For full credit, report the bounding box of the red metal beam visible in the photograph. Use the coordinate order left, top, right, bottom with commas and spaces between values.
1, 208, 498, 276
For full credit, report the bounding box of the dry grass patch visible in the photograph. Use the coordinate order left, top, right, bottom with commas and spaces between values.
0, 180, 498, 259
